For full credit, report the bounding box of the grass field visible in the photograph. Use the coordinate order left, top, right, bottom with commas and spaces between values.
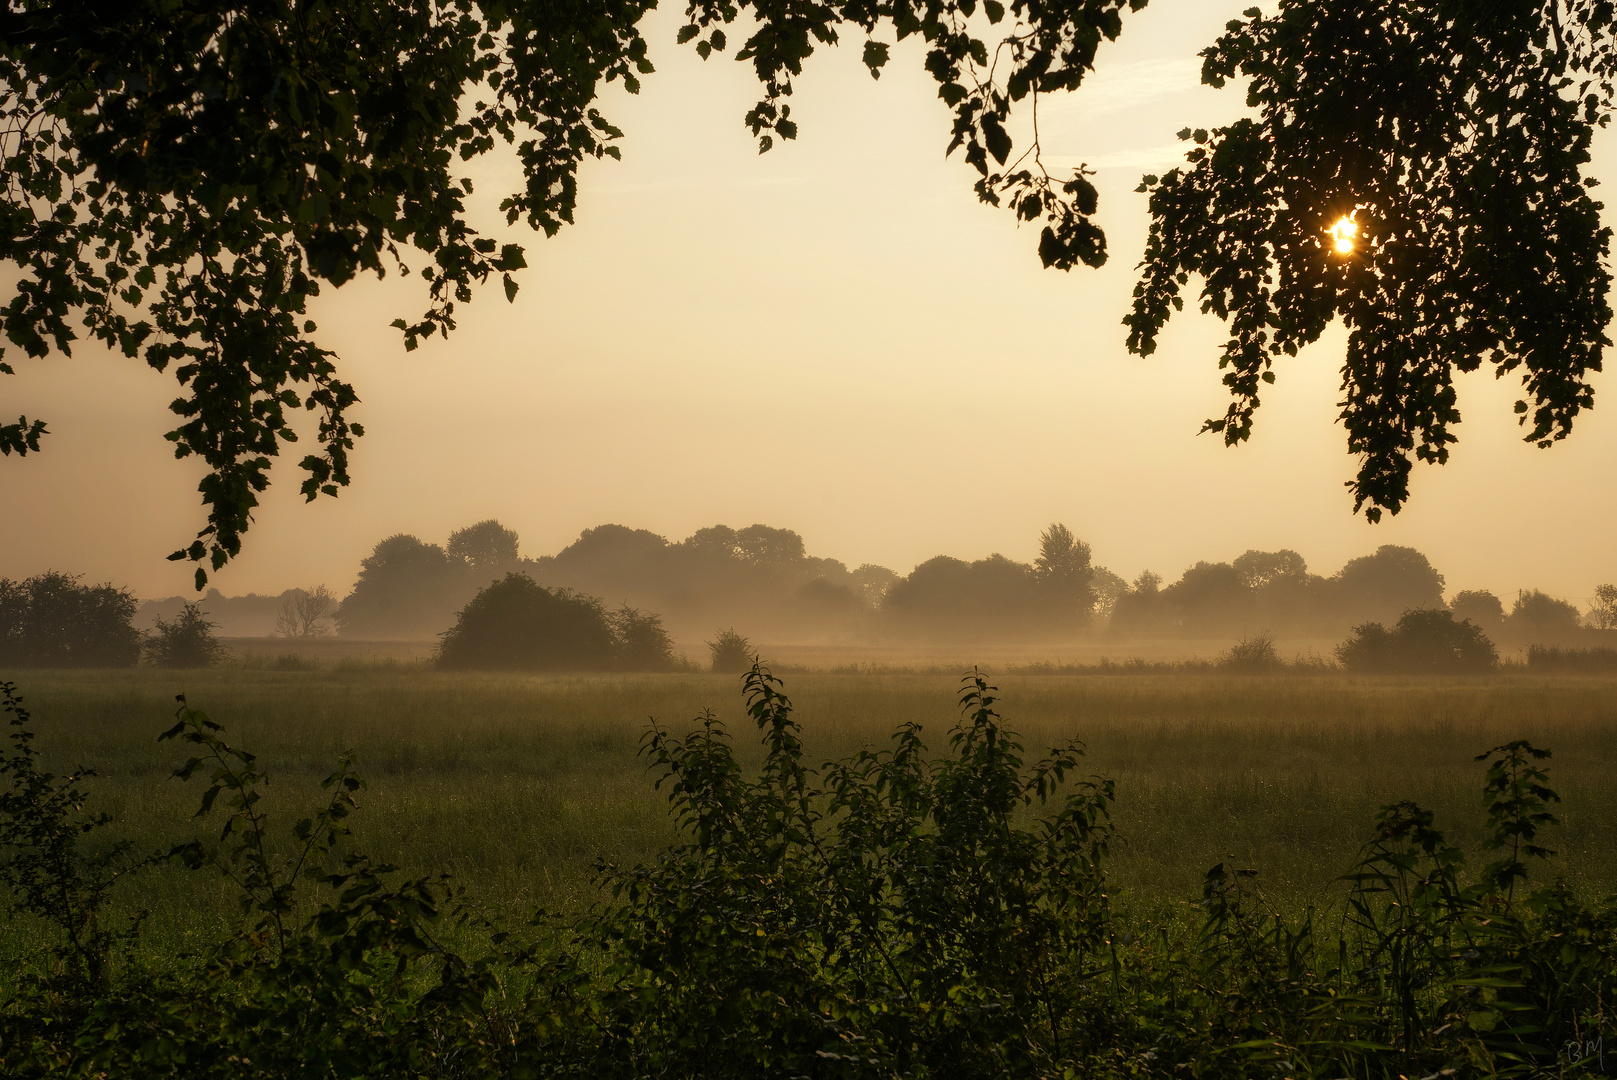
7, 664, 1617, 960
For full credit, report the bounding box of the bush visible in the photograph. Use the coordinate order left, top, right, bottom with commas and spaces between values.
436, 573, 618, 671
144, 603, 230, 668
0, 572, 141, 668
1220, 632, 1282, 672
707, 627, 753, 672
1337, 608, 1497, 673
608, 604, 680, 672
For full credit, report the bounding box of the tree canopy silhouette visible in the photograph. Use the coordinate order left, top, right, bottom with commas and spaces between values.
0, 0, 1138, 584
1127, 1, 1614, 521
6, 0, 1612, 578
0, 572, 141, 667
436, 572, 677, 671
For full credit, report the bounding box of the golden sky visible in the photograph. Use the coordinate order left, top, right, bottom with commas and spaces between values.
5, 0, 1615, 606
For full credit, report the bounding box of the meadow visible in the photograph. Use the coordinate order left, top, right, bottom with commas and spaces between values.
8, 660, 1617, 960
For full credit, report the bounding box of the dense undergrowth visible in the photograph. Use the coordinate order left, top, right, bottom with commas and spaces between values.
0, 671, 1612, 1078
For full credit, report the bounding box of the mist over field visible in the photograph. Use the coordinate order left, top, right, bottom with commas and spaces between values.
121, 517, 1611, 666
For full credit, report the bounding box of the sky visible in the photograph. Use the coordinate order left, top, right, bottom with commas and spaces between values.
4, 0, 1616, 608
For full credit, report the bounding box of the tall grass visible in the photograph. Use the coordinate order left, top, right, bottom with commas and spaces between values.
7, 666, 1617, 954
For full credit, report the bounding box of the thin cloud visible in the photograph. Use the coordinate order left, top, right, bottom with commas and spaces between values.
1048, 56, 1205, 121
1046, 143, 1191, 173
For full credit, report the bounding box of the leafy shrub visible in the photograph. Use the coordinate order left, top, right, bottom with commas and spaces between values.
706, 627, 753, 672
145, 602, 231, 668
1526, 644, 1617, 673
1220, 631, 1282, 672
608, 604, 680, 671
0, 572, 141, 668
1337, 608, 1497, 673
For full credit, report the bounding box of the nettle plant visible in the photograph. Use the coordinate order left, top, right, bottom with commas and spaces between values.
576, 667, 1119, 1078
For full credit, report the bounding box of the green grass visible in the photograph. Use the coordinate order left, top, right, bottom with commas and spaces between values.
8, 665, 1617, 958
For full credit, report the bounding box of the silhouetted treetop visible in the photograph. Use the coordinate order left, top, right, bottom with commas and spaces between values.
337, 534, 464, 639
1450, 589, 1506, 629
558, 525, 671, 567
447, 520, 521, 572
1, 0, 1142, 583
1034, 523, 1096, 599
1127, 1, 1614, 521
1509, 589, 1585, 638
1233, 549, 1307, 590
1334, 545, 1446, 616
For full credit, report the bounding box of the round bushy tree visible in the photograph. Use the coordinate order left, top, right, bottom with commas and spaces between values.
1337, 609, 1496, 674
447, 520, 521, 572
145, 603, 230, 668
1450, 589, 1506, 630
0, 572, 142, 668
437, 574, 616, 671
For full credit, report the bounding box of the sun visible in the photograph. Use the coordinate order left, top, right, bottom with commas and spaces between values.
1329, 216, 1359, 254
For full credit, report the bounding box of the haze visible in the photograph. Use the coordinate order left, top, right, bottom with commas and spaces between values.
5, 0, 1614, 607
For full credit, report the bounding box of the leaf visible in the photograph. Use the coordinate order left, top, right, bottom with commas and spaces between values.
862, 40, 890, 75
295, 193, 330, 223
981, 113, 1011, 165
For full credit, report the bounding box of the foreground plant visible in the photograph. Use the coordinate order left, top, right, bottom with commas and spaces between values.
1, 669, 1614, 1078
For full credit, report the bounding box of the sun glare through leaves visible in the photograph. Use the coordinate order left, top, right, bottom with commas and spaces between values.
1329, 216, 1358, 254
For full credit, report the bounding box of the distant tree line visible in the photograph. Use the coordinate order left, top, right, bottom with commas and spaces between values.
147, 517, 1604, 650
332, 519, 899, 643
5, 523, 1615, 670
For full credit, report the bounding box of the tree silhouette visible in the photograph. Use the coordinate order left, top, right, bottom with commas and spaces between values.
1034, 523, 1096, 605
274, 586, 339, 638
1128, 2, 1612, 521
1, 0, 1136, 583
437, 574, 618, 671
145, 602, 230, 668
336, 534, 464, 639
447, 520, 521, 573
0, 573, 141, 668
